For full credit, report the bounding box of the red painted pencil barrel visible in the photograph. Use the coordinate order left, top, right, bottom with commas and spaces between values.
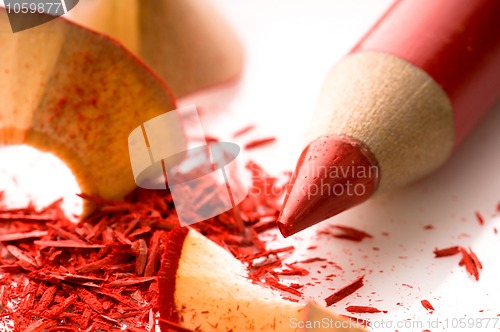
352, 0, 500, 146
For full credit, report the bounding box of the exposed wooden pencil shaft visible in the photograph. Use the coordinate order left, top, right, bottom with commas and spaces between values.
307, 51, 454, 191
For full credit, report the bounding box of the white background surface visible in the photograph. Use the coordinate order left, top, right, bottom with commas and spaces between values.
1, 1, 500, 331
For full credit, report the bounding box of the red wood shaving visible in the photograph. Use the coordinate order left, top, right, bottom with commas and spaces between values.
0, 214, 58, 222
134, 239, 148, 275
264, 277, 303, 297
345, 305, 387, 314
204, 135, 219, 142
475, 211, 485, 225
292, 257, 327, 264
37, 285, 58, 312
250, 260, 283, 280
468, 247, 483, 270
460, 247, 480, 280
433, 245, 482, 280
321, 225, 373, 242
433, 246, 460, 257
0, 230, 48, 241
34, 240, 104, 248
325, 275, 365, 307
277, 263, 309, 276
144, 231, 163, 277
241, 245, 295, 262
244, 137, 277, 149
282, 296, 299, 303
232, 124, 255, 138
421, 299, 435, 313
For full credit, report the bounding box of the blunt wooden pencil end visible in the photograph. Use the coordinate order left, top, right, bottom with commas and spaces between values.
278, 135, 379, 237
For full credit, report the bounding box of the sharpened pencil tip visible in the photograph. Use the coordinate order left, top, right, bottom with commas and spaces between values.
277, 135, 380, 237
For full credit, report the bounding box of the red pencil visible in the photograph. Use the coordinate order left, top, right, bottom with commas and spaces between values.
278, 0, 500, 237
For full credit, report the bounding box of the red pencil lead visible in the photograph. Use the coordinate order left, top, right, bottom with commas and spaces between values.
277, 135, 379, 237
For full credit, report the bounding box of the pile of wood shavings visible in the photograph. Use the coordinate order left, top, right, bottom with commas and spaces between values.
0, 190, 174, 331
0, 159, 308, 331
1, 132, 491, 331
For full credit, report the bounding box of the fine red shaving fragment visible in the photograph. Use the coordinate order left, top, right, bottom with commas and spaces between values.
468, 247, 483, 270
250, 260, 283, 280
475, 211, 485, 225
241, 245, 294, 262
421, 299, 435, 313
322, 225, 373, 242
460, 247, 480, 280
144, 231, 163, 277
345, 306, 387, 314
0, 214, 58, 222
0, 230, 48, 241
34, 240, 104, 248
277, 264, 309, 276
134, 239, 148, 275
264, 277, 303, 297
292, 257, 327, 264
232, 124, 255, 138
244, 137, 277, 149
282, 296, 299, 303
433, 245, 482, 280
433, 246, 460, 257
204, 135, 219, 142
325, 275, 365, 307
